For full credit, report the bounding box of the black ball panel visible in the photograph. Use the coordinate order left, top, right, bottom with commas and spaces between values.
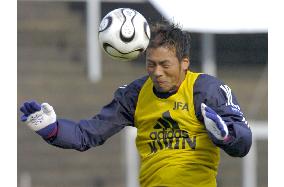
103, 43, 144, 61
119, 8, 136, 43
98, 16, 112, 33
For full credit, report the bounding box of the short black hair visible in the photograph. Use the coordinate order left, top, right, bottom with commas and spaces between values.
147, 21, 191, 62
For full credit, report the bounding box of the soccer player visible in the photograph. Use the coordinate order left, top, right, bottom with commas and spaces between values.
20, 22, 252, 187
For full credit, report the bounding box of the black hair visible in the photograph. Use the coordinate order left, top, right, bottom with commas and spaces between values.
147, 21, 191, 62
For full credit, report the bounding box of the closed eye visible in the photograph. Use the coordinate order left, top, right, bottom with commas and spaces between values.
147, 62, 156, 68
161, 64, 170, 68
160, 61, 171, 68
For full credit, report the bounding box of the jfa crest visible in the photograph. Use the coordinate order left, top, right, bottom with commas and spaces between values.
173, 101, 189, 111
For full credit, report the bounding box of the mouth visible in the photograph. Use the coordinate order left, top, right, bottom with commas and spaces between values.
155, 80, 166, 86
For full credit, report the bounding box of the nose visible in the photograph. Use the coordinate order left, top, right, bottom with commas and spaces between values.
153, 65, 163, 77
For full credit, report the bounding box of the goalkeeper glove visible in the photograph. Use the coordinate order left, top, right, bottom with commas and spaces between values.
20, 101, 57, 139
201, 103, 229, 141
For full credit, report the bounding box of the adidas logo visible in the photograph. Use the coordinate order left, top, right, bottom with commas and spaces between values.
153, 111, 180, 130
147, 111, 196, 154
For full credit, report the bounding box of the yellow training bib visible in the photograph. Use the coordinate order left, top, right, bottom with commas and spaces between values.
134, 71, 220, 187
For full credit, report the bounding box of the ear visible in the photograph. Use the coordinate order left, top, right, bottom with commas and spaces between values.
181, 58, 190, 71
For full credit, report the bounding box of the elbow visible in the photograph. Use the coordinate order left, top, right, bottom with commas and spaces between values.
225, 128, 252, 157
76, 146, 90, 152
75, 133, 106, 152
226, 140, 252, 157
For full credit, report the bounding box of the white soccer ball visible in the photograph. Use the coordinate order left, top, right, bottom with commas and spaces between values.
98, 8, 151, 61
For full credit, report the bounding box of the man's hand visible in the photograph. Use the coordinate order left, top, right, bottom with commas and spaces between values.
201, 103, 229, 140
20, 101, 57, 138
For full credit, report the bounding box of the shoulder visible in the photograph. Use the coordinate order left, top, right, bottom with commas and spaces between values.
100, 76, 149, 125
114, 76, 148, 98
113, 76, 149, 112
128, 75, 149, 91
194, 73, 225, 92
194, 74, 238, 107
193, 73, 237, 120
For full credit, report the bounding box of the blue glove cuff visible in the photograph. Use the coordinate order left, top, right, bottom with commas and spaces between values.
36, 122, 58, 139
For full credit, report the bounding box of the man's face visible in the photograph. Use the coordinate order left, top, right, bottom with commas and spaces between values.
146, 46, 189, 93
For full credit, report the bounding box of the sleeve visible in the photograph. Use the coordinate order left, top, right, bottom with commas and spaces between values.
45, 76, 148, 152
193, 74, 252, 157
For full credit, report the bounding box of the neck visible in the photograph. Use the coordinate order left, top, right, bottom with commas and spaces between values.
173, 70, 187, 91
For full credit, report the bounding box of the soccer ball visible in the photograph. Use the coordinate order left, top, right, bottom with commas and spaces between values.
98, 8, 151, 61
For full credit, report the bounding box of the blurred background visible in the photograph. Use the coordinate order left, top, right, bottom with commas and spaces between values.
17, 0, 268, 187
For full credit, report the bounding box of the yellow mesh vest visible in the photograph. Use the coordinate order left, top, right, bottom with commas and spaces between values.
134, 71, 220, 187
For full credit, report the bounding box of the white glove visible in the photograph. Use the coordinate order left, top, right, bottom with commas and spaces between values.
201, 103, 228, 140
20, 101, 57, 136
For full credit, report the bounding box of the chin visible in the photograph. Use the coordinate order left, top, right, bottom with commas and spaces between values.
159, 89, 169, 93
155, 86, 170, 93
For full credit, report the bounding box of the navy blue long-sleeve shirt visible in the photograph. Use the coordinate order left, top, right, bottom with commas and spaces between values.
46, 73, 252, 157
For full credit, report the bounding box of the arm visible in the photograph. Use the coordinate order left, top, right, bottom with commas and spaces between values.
194, 74, 252, 157
20, 76, 147, 152
48, 83, 140, 151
